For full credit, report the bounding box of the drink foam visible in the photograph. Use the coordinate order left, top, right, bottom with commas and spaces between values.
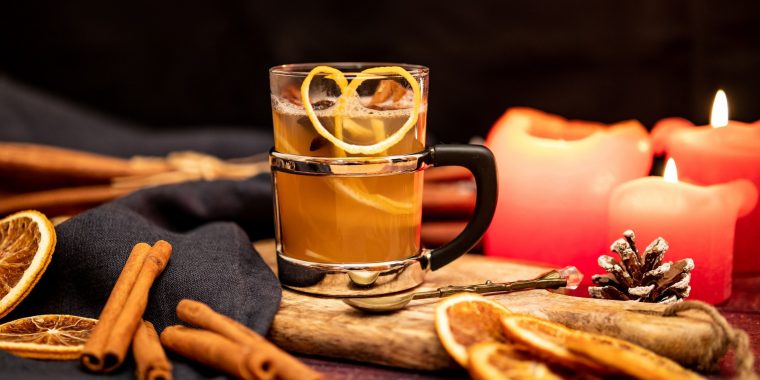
271, 95, 427, 118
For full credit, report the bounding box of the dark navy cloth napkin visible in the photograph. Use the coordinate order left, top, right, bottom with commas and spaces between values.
0, 77, 281, 379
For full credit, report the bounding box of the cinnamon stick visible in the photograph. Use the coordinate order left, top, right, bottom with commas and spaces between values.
161, 326, 259, 380
0, 185, 131, 216
104, 241, 172, 371
0, 143, 169, 180
422, 181, 476, 217
133, 320, 173, 380
0, 145, 268, 216
421, 220, 471, 248
81, 241, 173, 373
82, 242, 152, 371
423, 166, 473, 182
175, 299, 322, 380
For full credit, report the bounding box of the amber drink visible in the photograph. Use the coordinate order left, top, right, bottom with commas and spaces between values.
270, 64, 429, 264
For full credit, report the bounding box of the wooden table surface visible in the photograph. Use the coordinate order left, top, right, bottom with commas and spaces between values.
292, 274, 760, 379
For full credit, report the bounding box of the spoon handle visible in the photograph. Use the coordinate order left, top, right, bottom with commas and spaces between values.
411, 274, 568, 301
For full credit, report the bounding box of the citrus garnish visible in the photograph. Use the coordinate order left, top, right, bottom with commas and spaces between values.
467, 342, 562, 380
291, 65, 420, 214
434, 293, 513, 367
370, 118, 388, 156
0, 210, 56, 319
500, 315, 609, 374
332, 179, 413, 215
274, 136, 414, 215
0, 314, 97, 360
563, 329, 702, 380
300, 65, 421, 155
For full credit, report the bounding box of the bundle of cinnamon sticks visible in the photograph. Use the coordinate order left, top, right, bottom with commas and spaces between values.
161, 299, 323, 380
80, 240, 322, 380
0, 143, 268, 217
81, 241, 173, 379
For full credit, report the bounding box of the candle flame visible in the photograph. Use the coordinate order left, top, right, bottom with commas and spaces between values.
711, 89, 729, 128
664, 158, 678, 183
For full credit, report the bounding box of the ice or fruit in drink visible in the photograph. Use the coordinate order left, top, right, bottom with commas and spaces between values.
272, 74, 427, 264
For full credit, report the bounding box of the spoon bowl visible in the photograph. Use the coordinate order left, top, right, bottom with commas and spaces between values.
343, 293, 415, 313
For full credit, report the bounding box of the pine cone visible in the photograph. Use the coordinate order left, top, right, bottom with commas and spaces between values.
588, 230, 693, 304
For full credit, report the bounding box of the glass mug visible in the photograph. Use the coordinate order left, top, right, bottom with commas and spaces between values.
269, 63, 497, 296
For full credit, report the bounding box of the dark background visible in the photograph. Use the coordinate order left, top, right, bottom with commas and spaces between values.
1, 0, 759, 144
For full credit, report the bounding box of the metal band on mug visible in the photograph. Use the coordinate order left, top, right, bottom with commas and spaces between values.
276, 250, 432, 296
269, 148, 433, 177
270, 147, 434, 295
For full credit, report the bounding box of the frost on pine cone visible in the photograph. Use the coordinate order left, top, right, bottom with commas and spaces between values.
588, 230, 693, 304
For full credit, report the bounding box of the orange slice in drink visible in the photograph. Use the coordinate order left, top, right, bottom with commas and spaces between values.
434, 293, 513, 367
274, 134, 414, 215
467, 342, 562, 380
0, 210, 56, 319
0, 314, 97, 360
331, 179, 414, 215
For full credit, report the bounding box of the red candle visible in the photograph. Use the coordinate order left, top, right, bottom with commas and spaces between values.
484, 108, 652, 287
652, 91, 760, 273
609, 159, 757, 304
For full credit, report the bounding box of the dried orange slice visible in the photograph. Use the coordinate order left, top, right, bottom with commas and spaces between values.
500, 315, 607, 374
563, 331, 702, 380
0, 314, 97, 359
434, 293, 512, 367
468, 342, 562, 380
0, 210, 56, 319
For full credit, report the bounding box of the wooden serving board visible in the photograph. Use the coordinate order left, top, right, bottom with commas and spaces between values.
255, 241, 718, 371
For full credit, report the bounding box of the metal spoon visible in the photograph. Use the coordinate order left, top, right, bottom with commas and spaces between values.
343, 266, 581, 313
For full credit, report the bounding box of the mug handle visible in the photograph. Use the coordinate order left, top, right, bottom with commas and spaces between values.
426, 144, 498, 270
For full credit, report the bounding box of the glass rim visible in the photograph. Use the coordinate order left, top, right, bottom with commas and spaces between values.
269, 62, 429, 78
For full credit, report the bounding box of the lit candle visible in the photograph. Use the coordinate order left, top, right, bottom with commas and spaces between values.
484, 108, 652, 288
652, 91, 760, 274
608, 159, 757, 304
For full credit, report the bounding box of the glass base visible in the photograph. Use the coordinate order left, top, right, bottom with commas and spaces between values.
277, 250, 431, 297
